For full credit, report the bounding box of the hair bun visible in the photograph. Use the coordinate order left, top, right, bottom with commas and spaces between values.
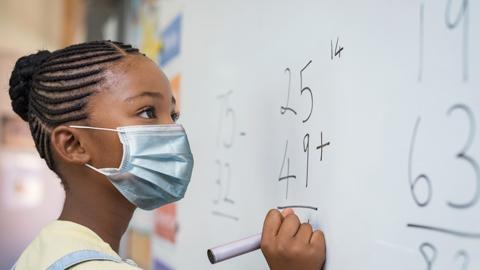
8, 50, 51, 121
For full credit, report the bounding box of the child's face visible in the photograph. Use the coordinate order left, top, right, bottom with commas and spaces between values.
76, 55, 176, 170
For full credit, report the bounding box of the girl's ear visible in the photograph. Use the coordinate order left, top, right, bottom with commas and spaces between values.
50, 126, 91, 165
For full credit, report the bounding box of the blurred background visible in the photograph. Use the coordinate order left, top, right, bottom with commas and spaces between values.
0, 1, 171, 269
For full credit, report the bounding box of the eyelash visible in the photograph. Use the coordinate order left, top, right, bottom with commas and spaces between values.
138, 107, 156, 119
138, 106, 180, 122
171, 111, 180, 122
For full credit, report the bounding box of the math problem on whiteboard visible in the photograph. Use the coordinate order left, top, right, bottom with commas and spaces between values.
277, 58, 331, 212
409, 0, 478, 262
407, 104, 479, 269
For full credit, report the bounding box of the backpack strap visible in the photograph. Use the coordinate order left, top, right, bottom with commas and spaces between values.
46, 249, 122, 270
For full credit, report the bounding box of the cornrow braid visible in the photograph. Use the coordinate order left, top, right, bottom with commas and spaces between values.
8, 40, 142, 182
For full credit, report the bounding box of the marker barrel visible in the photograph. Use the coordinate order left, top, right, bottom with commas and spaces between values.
207, 234, 261, 264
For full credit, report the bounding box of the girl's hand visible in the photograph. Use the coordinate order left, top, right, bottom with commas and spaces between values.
260, 209, 326, 270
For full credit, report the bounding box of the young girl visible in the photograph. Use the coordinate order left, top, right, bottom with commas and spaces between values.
8, 41, 326, 270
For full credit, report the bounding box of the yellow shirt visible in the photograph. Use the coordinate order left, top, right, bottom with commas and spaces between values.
14, 220, 140, 270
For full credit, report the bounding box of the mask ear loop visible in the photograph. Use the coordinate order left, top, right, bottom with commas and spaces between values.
69, 125, 121, 175
84, 163, 108, 175
69, 125, 118, 132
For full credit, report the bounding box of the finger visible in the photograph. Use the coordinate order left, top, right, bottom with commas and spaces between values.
294, 223, 313, 245
281, 208, 294, 218
277, 213, 301, 240
310, 230, 326, 249
262, 209, 284, 243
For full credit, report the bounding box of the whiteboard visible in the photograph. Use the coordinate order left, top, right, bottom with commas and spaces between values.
130, 1, 480, 269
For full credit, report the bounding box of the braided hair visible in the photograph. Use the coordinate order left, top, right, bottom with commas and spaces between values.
8, 40, 141, 179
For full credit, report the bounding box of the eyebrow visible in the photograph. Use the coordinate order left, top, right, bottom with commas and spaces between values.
124, 91, 163, 102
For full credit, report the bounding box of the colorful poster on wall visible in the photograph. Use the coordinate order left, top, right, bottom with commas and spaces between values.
154, 204, 177, 244
126, 0, 163, 63
152, 204, 177, 270
125, 1, 182, 68
159, 14, 181, 67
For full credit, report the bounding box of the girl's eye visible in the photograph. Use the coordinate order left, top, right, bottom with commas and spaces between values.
138, 107, 156, 119
171, 111, 180, 122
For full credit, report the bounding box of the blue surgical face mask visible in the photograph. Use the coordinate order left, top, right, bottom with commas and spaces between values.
70, 124, 194, 210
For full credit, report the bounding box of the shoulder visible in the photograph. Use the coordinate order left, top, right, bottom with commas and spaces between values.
14, 221, 135, 270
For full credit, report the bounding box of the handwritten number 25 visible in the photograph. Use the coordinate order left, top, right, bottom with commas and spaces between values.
280, 60, 313, 123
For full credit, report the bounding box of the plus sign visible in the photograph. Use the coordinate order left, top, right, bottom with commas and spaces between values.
316, 132, 330, 161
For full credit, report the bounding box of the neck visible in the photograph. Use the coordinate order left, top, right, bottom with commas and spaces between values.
58, 178, 136, 252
